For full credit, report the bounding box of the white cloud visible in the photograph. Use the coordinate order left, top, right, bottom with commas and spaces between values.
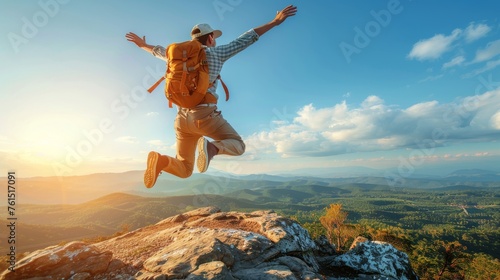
147, 112, 159, 117
147, 140, 167, 146
409, 22, 492, 65
462, 59, 500, 78
246, 89, 500, 158
465, 22, 491, 42
361, 95, 384, 108
442, 56, 465, 69
408, 29, 461, 60
405, 101, 439, 116
115, 136, 138, 144
473, 39, 500, 62
491, 111, 500, 129
419, 74, 444, 83
146, 139, 175, 152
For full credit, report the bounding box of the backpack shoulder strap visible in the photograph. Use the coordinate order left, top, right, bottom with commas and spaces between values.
147, 76, 165, 93
217, 75, 230, 101
207, 75, 229, 102
148, 77, 173, 108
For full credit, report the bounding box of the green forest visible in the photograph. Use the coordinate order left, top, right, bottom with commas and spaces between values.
227, 183, 500, 280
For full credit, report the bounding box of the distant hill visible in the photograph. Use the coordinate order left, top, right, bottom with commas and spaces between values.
444, 169, 500, 182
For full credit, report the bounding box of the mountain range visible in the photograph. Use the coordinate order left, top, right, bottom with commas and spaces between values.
1, 168, 498, 205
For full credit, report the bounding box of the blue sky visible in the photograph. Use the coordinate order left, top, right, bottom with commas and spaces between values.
1, 0, 500, 179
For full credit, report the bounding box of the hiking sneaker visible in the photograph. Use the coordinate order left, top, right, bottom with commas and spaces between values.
197, 137, 210, 173
144, 151, 163, 188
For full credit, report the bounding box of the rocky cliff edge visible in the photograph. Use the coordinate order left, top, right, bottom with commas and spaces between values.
0, 206, 419, 280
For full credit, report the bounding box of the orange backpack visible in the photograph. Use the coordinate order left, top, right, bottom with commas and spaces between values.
148, 40, 229, 108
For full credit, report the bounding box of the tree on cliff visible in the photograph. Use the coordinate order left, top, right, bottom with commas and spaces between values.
320, 204, 349, 250
436, 241, 469, 279
412, 239, 470, 279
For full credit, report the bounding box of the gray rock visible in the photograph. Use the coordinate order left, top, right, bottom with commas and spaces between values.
232, 262, 297, 280
330, 240, 418, 280
0, 241, 112, 280
314, 235, 336, 256
185, 261, 234, 279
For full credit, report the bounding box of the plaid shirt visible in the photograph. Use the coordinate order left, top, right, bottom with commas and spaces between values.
152, 29, 259, 99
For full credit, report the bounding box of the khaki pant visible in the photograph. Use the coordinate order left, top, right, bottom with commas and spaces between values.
162, 105, 245, 178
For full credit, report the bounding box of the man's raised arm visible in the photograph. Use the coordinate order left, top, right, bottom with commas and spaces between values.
253, 5, 298, 37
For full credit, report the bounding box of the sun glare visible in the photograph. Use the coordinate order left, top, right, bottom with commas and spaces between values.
19, 116, 83, 160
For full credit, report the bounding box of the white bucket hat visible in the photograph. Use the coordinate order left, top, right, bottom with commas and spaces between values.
191, 23, 222, 39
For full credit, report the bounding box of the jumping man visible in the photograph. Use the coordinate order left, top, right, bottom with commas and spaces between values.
126, 5, 298, 188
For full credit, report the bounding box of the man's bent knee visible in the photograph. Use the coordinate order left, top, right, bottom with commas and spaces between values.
178, 170, 193, 178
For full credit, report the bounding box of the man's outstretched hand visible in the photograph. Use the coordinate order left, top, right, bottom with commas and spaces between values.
254, 4, 298, 36
274, 5, 298, 25
126, 32, 148, 48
